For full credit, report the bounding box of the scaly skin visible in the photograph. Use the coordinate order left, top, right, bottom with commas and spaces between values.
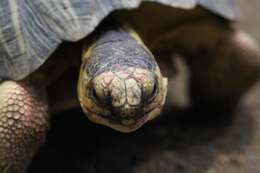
0, 81, 49, 173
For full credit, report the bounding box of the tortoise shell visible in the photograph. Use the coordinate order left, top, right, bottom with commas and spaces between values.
0, 0, 236, 80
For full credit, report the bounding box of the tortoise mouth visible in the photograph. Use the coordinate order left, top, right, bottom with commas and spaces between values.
83, 107, 158, 133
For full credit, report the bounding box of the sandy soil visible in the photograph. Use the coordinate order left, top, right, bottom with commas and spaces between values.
28, 2, 260, 173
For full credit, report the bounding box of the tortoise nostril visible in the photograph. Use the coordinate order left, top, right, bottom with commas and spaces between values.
113, 106, 141, 119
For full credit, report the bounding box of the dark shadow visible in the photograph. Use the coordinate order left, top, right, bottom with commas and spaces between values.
27, 93, 257, 173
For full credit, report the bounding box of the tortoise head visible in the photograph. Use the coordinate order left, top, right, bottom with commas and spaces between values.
78, 27, 167, 133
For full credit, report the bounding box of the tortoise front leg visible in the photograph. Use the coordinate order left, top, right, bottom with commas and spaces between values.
153, 19, 260, 110
0, 81, 49, 173
186, 29, 260, 109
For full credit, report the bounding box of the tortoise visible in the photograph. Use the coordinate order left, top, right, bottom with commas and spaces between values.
1, 0, 260, 173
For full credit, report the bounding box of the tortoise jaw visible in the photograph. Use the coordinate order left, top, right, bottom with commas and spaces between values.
85, 111, 150, 133
82, 103, 163, 133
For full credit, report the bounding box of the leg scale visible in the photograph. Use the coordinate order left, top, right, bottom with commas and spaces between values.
0, 81, 49, 173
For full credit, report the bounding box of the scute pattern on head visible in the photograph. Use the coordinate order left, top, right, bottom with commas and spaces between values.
0, 0, 236, 81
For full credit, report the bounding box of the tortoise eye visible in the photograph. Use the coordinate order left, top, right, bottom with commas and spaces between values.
90, 83, 111, 106
90, 85, 102, 105
143, 80, 158, 104
92, 87, 99, 101
148, 82, 158, 102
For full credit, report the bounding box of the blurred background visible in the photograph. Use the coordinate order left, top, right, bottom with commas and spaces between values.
237, 0, 260, 42
28, 1, 260, 173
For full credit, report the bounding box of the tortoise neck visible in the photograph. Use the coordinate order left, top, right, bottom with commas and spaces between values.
82, 19, 157, 78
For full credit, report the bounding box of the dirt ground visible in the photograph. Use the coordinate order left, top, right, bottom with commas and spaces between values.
28, 2, 260, 173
